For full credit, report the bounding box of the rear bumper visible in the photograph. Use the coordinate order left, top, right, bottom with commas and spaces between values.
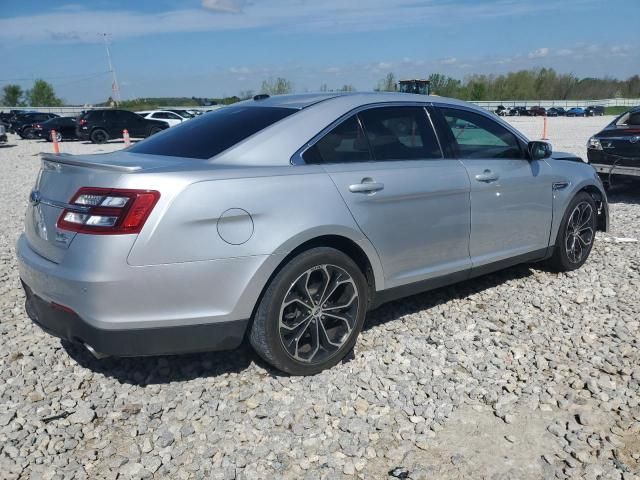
15, 233, 278, 356
23, 282, 248, 356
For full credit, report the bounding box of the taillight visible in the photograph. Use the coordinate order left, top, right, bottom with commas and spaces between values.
57, 187, 160, 235
79, 119, 87, 126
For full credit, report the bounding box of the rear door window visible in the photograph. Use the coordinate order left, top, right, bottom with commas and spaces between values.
303, 116, 372, 164
130, 106, 296, 159
358, 106, 441, 160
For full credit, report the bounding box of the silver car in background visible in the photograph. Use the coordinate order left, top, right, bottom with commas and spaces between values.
17, 93, 609, 375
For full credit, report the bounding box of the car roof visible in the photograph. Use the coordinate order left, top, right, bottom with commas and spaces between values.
239, 91, 472, 110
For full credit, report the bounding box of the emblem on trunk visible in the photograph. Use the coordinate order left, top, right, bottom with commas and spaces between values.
29, 190, 41, 206
630, 136, 640, 144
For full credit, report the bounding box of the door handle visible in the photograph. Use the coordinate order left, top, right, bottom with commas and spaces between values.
474, 170, 499, 183
348, 180, 384, 194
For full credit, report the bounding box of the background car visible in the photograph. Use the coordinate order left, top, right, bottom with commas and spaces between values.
136, 110, 188, 127
12, 112, 59, 138
509, 106, 529, 116
566, 107, 586, 117
585, 106, 605, 117
18, 93, 608, 375
0, 124, 6, 143
35, 116, 78, 142
547, 107, 566, 117
76, 109, 169, 144
528, 106, 547, 116
494, 105, 508, 116
587, 106, 640, 187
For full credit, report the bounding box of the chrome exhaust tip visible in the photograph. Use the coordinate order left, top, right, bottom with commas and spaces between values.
84, 343, 109, 360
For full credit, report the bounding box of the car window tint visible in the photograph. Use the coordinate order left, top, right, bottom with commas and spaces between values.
303, 115, 371, 164
358, 107, 441, 160
130, 106, 296, 159
440, 108, 523, 159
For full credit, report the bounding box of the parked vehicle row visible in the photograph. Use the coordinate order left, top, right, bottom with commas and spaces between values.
18, 92, 609, 375
495, 105, 605, 117
0, 108, 201, 144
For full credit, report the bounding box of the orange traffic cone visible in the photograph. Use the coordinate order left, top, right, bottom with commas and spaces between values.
541, 116, 549, 140
51, 129, 60, 154
123, 129, 131, 147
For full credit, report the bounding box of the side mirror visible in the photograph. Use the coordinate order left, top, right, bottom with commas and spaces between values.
528, 141, 552, 160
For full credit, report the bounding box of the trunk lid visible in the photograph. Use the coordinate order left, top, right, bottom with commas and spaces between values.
25, 152, 185, 263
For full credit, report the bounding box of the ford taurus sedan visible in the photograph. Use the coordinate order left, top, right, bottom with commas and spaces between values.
17, 93, 609, 375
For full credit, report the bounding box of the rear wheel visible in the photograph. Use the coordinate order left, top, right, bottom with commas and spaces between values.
22, 127, 36, 139
547, 192, 597, 271
90, 129, 108, 144
250, 247, 368, 375
148, 127, 163, 136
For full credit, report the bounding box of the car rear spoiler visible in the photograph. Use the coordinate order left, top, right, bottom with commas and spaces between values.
40, 153, 142, 173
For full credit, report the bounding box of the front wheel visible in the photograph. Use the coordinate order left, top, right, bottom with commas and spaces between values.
546, 192, 597, 271
22, 128, 36, 139
148, 127, 163, 137
250, 247, 368, 375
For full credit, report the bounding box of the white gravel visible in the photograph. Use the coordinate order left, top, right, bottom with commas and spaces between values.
1, 117, 639, 480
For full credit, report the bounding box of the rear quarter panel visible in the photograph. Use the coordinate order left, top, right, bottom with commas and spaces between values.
127, 164, 384, 286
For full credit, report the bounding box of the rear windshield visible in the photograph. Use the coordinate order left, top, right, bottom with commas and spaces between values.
129, 106, 296, 159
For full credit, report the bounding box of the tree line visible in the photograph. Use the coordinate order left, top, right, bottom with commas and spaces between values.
376, 69, 640, 100
1, 80, 63, 107
2, 68, 639, 108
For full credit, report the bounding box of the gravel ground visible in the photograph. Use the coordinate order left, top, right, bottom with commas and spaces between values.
1, 116, 639, 480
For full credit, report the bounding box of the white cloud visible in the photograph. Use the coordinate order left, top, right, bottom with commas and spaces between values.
229, 66, 251, 74
201, 0, 248, 14
528, 47, 549, 59
440, 57, 457, 65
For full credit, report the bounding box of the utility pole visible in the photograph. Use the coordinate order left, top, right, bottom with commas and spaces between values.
101, 33, 121, 105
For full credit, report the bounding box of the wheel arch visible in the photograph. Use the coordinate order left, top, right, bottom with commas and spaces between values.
244, 231, 384, 336
579, 184, 609, 232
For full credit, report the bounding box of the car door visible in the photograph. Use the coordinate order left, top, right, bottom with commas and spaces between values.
434, 106, 553, 270
120, 111, 146, 137
302, 105, 471, 289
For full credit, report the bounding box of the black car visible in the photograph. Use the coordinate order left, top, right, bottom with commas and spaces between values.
587, 106, 640, 187
509, 106, 529, 116
35, 116, 78, 142
547, 107, 566, 117
12, 112, 59, 137
76, 109, 169, 144
585, 106, 605, 117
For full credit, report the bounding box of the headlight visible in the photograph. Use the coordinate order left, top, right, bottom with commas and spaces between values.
587, 137, 602, 150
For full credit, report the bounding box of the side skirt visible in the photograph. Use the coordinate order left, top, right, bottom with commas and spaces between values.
371, 247, 550, 309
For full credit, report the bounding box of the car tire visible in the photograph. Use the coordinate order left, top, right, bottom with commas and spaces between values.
249, 247, 368, 375
22, 128, 35, 140
148, 127, 163, 136
546, 192, 597, 272
55, 131, 63, 142
90, 129, 108, 144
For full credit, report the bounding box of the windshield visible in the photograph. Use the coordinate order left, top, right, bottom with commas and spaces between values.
129, 106, 297, 159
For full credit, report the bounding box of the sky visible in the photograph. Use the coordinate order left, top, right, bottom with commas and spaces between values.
1, 0, 639, 104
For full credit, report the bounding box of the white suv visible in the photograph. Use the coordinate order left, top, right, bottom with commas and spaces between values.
136, 110, 187, 127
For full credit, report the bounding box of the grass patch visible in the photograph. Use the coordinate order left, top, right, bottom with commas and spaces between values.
605, 106, 632, 116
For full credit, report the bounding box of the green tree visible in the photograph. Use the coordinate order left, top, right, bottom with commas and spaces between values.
260, 77, 293, 95
26, 79, 63, 107
337, 84, 355, 92
1, 84, 24, 106
376, 72, 397, 92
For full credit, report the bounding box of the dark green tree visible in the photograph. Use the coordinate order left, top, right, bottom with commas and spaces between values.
26, 79, 63, 107
1, 84, 24, 106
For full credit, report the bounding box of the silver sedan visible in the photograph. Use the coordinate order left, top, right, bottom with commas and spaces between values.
17, 93, 608, 374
